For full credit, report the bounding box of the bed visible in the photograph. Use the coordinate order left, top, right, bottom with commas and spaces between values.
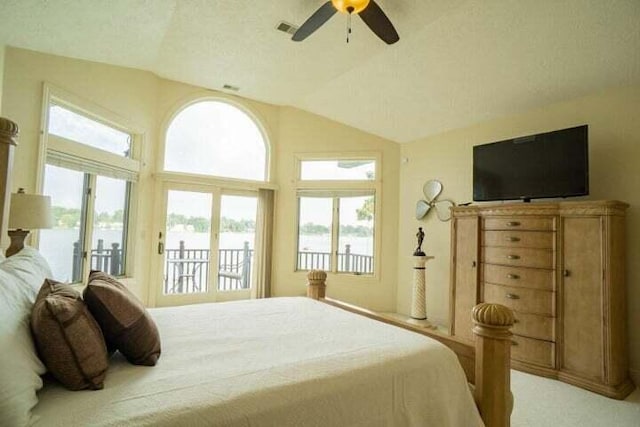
0, 116, 515, 427
32, 297, 482, 426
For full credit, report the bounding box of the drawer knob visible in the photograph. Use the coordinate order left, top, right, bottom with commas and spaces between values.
507, 273, 520, 280
506, 236, 521, 242
506, 221, 521, 227
506, 293, 520, 300
513, 319, 520, 324
511, 340, 519, 346
507, 254, 521, 260
563, 269, 570, 277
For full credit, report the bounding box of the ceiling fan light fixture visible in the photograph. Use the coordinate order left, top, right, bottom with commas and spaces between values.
331, 0, 370, 14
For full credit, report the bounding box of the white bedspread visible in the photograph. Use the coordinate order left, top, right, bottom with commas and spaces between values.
33, 297, 482, 427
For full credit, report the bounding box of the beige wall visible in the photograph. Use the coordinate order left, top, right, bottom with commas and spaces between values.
0, 44, 5, 113
272, 107, 400, 311
1, 48, 400, 311
2, 47, 159, 301
397, 84, 640, 379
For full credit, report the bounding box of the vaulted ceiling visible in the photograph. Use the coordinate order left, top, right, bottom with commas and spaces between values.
1, 0, 639, 142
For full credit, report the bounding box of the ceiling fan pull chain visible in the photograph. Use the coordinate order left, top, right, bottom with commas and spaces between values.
346, 12, 352, 43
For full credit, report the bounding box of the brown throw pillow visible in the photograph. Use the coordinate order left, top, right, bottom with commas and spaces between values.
30, 279, 109, 390
83, 271, 161, 366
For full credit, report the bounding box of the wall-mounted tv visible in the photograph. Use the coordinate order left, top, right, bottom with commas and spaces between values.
473, 125, 589, 202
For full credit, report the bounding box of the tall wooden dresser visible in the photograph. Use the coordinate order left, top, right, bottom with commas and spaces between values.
449, 200, 634, 399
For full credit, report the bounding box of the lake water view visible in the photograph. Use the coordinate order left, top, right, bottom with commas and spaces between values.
39, 229, 374, 282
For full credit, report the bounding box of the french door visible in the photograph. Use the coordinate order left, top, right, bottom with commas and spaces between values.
154, 182, 258, 307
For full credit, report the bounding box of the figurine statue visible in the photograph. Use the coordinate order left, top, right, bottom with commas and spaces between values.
414, 227, 425, 256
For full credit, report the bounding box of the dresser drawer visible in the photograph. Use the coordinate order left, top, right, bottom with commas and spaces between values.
483, 230, 554, 249
483, 264, 555, 291
511, 335, 555, 368
512, 312, 555, 341
483, 216, 555, 231
484, 283, 554, 316
483, 247, 555, 269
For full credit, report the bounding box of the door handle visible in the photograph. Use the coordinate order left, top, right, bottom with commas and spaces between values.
158, 241, 164, 255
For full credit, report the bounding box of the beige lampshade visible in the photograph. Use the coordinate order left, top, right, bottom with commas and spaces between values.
8, 189, 54, 230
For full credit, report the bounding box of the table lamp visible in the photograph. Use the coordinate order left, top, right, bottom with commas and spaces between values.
6, 188, 53, 257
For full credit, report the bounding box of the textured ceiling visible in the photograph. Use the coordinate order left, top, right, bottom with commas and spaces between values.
1, 0, 639, 142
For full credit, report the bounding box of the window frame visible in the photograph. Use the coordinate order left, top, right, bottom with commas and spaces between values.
294, 153, 382, 278
36, 83, 142, 282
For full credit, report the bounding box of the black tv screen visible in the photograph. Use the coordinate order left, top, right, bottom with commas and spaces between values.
473, 125, 589, 202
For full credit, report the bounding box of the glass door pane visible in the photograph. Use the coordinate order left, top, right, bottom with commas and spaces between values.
297, 197, 333, 271
39, 165, 88, 283
163, 190, 212, 295
91, 176, 129, 276
218, 195, 257, 291
338, 196, 375, 274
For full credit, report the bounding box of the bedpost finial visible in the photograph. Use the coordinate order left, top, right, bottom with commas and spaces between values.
307, 270, 327, 284
0, 117, 19, 146
306, 270, 327, 300
472, 303, 514, 327
472, 303, 514, 340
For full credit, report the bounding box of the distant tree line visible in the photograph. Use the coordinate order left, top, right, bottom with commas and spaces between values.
299, 223, 373, 237
53, 207, 373, 236
52, 206, 125, 229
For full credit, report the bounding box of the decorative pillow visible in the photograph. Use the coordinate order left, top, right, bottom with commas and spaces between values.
31, 279, 109, 391
0, 248, 53, 426
83, 271, 161, 366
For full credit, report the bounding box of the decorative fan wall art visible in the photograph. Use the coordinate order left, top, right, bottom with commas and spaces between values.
415, 180, 454, 221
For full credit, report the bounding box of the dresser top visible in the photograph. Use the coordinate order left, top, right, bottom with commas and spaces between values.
452, 200, 628, 217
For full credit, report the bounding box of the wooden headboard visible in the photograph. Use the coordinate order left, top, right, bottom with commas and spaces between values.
0, 117, 18, 243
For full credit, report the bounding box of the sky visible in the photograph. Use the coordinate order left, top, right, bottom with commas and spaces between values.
165, 101, 266, 180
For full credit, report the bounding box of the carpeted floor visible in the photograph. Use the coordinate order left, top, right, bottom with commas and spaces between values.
511, 370, 640, 426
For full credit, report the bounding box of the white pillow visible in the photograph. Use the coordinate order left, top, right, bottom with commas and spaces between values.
0, 247, 53, 426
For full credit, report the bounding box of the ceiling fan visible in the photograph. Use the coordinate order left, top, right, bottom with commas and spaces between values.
292, 0, 399, 45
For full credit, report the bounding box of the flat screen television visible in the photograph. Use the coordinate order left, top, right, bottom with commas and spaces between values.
473, 125, 589, 202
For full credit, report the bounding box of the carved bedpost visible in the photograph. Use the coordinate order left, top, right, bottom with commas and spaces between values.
306, 270, 327, 300
472, 303, 515, 427
0, 117, 18, 244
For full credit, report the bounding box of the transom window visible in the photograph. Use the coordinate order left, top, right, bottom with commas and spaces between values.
48, 103, 132, 157
164, 101, 267, 181
300, 159, 375, 181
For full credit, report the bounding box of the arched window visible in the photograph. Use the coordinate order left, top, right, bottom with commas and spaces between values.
164, 100, 267, 181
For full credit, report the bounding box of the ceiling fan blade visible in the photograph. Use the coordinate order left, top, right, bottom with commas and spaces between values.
358, 0, 399, 45
292, 2, 337, 42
